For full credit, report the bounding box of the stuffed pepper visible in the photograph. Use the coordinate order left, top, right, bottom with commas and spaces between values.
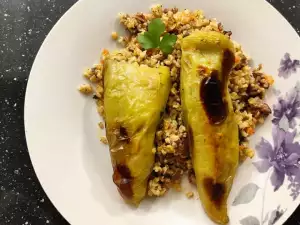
104, 60, 171, 206
180, 31, 239, 224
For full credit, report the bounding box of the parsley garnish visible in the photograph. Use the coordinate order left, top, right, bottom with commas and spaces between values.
137, 18, 177, 55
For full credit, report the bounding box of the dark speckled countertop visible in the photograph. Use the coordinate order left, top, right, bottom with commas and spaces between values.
0, 0, 300, 224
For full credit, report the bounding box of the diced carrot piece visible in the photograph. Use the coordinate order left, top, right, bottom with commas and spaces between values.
102, 49, 109, 55
235, 56, 241, 64
246, 127, 255, 135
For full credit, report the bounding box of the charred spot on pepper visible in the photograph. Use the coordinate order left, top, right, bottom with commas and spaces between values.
184, 133, 191, 155
203, 178, 225, 209
222, 49, 235, 78
113, 164, 133, 199
119, 126, 127, 136
187, 126, 194, 155
110, 125, 130, 144
119, 126, 130, 143
107, 125, 130, 152
200, 70, 228, 125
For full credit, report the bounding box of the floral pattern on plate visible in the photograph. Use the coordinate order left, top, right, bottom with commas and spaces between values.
272, 83, 300, 129
278, 53, 300, 79
239, 206, 286, 225
253, 126, 300, 191
238, 53, 300, 225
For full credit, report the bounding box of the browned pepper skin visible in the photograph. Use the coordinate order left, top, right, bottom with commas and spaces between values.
180, 31, 239, 224
103, 60, 171, 206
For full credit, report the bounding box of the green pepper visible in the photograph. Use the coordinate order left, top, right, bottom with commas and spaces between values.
104, 60, 171, 206
181, 31, 239, 224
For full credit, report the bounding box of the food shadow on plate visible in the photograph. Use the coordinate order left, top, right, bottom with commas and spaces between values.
80, 99, 122, 214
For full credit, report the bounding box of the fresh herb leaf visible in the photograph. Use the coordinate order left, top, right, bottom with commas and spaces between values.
159, 33, 177, 54
137, 18, 177, 54
138, 18, 165, 49
137, 32, 157, 50
148, 18, 165, 38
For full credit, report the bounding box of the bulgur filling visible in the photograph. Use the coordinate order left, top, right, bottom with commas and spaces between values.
79, 5, 273, 197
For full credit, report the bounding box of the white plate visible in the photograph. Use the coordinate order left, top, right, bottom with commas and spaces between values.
24, 0, 300, 224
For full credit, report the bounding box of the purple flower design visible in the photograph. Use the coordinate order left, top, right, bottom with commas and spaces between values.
268, 206, 286, 225
253, 126, 300, 191
287, 175, 300, 200
278, 53, 300, 79
272, 83, 300, 129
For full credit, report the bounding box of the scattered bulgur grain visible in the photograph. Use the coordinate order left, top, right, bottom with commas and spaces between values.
89, 75, 99, 83
111, 31, 118, 40
100, 136, 108, 144
83, 68, 92, 79
98, 122, 104, 129
186, 191, 194, 199
97, 105, 104, 116
78, 84, 93, 95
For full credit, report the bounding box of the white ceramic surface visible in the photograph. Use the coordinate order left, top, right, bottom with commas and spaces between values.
24, 0, 300, 224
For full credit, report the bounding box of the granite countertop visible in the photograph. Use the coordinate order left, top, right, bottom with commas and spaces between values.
0, 0, 300, 224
